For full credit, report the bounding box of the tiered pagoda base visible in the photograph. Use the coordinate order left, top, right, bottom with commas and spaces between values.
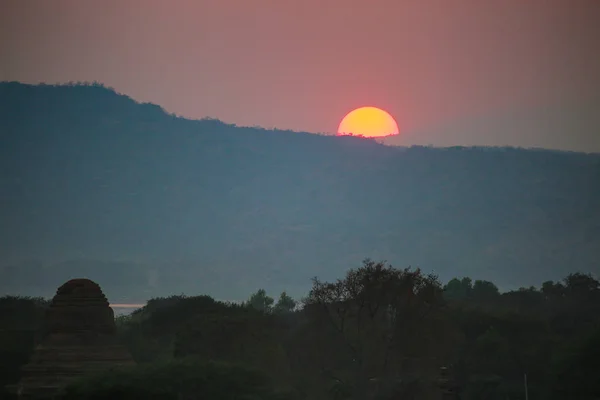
16, 279, 135, 399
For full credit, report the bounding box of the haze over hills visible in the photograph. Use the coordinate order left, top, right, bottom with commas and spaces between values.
1, 82, 599, 302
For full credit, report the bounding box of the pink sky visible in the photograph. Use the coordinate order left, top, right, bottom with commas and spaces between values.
2, 0, 599, 151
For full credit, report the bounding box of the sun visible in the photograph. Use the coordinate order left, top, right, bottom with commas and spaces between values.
337, 106, 399, 138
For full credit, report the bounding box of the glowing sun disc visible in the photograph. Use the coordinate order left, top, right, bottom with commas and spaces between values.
337, 106, 399, 138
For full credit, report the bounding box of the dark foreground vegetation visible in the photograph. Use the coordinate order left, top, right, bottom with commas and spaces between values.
2, 260, 599, 399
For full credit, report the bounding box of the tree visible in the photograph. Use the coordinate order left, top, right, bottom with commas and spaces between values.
173, 309, 293, 388
247, 289, 275, 313
58, 358, 296, 400
551, 327, 600, 400
116, 295, 236, 363
273, 292, 297, 314
444, 277, 473, 300
463, 327, 513, 400
471, 280, 499, 302
303, 259, 447, 400
551, 273, 600, 336
0, 296, 49, 398
563, 272, 599, 296
541, 280, 565, 299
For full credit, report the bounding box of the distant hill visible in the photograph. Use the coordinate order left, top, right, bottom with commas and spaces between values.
1, 81, 599, 302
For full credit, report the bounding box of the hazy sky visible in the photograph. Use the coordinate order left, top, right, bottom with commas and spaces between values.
2, 0, 599, 151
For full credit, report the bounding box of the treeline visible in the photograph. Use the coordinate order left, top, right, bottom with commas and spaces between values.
2, 261, 599, 399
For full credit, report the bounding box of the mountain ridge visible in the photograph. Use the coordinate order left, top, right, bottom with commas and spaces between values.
2, 81, 599, 301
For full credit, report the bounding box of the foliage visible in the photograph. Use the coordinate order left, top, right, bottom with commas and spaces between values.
444, 278, 500, 302
0, 296, 49, 398
274, 291, 297, 314
116, 294, 240, 363
448, 271, 600, 399
551, 326, 600, 399
302, 259, 446, 400
443, 277, 472, 300
58, 358, 297, 400
3, 267, 600, 399
247, 289, 275, 313
471, 280, 500, 301
173, 308, 293, 388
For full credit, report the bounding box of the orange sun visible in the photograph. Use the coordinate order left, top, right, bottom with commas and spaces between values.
337, 106, 399, 138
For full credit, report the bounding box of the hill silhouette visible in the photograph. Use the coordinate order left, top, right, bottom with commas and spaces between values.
1, 81, 599, 302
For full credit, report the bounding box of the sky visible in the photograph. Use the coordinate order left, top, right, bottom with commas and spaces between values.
1, 0, 599, 152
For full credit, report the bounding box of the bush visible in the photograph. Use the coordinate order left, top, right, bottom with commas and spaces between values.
58, 358, 297, 400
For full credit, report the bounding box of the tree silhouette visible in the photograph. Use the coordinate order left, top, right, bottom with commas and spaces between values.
247, 289, 274, 313
471, 280, 500, 301
273, 292, 296, 314
303, 259, 446, 400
